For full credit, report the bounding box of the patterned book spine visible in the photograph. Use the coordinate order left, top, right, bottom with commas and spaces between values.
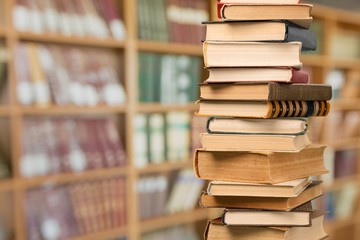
268, 101, 330, 118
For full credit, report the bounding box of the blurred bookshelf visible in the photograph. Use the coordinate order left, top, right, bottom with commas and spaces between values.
302, 4, 360, 240
0, 0, 212, 240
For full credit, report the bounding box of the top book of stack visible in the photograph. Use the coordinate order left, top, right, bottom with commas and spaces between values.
216, 0, 312, 29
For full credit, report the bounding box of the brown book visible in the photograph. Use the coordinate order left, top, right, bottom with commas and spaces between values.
221, 202, 315, 226
207, 178, 312, 198
194, 145, 327, 184
200, 182, 323, 211
205, 212, 328, 240
197, 100, 330, 118
200, 83, 332, 101
203, 41, 302, 68
200, 133, 311, 152
205, 68, 309, 84
219, 4, 313, 29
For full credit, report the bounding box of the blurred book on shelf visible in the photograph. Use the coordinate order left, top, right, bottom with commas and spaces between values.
141, 224, 200, 240
25, 177, 126, 240
330, 30, 360, 59
133, 112, 190, 168
137, 0, 209, 45
13, 0, 126, 39
20, 117, 126, 178
15, 43, 126, 107
137, 169, 204, 220
0, 43, 8, 104
138, 52, 201, 104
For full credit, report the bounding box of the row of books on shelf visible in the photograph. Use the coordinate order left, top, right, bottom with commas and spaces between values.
20, 117, 126, 178
14, 0, 126, 39
26, 177, 126, 240
137, 169, 204, 220
138, 0, 208, 44
142, 224, 200, 240
15, 43, 126, 107
134, 112, 194, 168
138, 52, 201, 104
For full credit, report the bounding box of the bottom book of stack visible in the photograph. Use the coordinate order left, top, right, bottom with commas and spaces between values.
202, 178, 328, 240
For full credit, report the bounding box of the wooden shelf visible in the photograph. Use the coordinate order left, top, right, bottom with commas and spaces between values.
0, 28, 5, 38
323, 175, 360, 192
331, 100, 360, 111
0, 106, 10, 116
136, 161, 192, 174
137, 40, 203, 56
0, 179, 14, 192
301, 55, 329, 67
22, 167, 128, 189
312, 4, 360, 26
17, 32, 126, 49
69, 226, 127, 240
19, 105, 126, 115
323, 137, 360, 150
325, 216, 357, 232
137, 103, 198, 113
140, 208, 209, 234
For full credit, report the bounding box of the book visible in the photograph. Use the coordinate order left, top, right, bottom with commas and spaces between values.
206, 117, 308, 135
205, 213, 328, 240
200, 181, 323, 211
197, 100, 330, 118
218, 4, 313, 29
194, 145, 327, 184
221, 203, 315, 226
204, 21, 316, 51
203, 41, 302, 68
200, 133, 311, 152
148, 113, 166, 164
205, 68, 309, 84
200, 83, 332, 101
207, 178, 312, 197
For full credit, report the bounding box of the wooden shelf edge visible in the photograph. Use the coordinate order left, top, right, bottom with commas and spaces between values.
322, 136, 360, 150
137, 40, 203, 56
136, 161, 192, 174
16, 32, 126, 49
137, 103, 198, 113
69, 226, 127, 240
331, 99, 360, 111
22, 167, 128, 189
323, 175, 360, 191
0, 28, 5, 38
325, 216, 357, 232
0, 106, 11, 116
18, 105, 127, 115
0, 179, 15, 192
312, 4, 360, 26
140, 208, 209, 233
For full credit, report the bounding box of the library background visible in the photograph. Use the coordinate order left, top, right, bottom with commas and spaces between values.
0, 0, 358, 239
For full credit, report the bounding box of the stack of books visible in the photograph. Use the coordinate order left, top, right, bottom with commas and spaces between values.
193, 0, 333, 239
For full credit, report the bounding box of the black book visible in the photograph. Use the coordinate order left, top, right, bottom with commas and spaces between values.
204, 21, 316, 51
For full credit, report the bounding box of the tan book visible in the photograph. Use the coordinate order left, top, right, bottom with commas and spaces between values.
207, 117, 308, 135
207, 178, 311, 197
200, 182, 323, 211
199, 83, 332, 101
205, 68, 309, 84
219, 4, 313, 29
200, 133, 311, 152
197, 100, 330, 118
194, 145, 327, 184
222, 203, 315, 227
205, 212, 328, 240
203, 41, 302, 68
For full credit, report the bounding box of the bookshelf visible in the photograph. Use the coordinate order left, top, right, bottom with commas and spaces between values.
303, 4, 360, 240
0, 0, 213, 240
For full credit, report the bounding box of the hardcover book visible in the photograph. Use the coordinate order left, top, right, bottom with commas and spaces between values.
197, 100, 330, 118
199, 83, 332, 101
203, 41, 302, 68
194, 145, 327, 184
217, 4, 313, 29
200, 181, 323, 211
204, 21, 316, 50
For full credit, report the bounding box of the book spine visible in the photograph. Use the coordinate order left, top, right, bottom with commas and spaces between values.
268, 83, 332, 101
268, 101, 330, 118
